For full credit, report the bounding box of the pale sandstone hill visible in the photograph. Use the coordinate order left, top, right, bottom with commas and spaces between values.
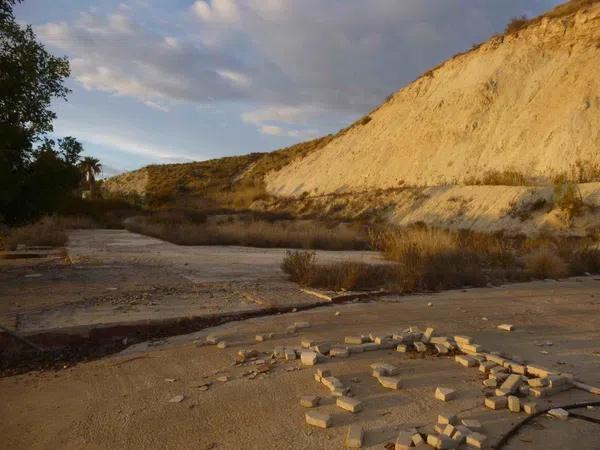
266, 2, 600, 197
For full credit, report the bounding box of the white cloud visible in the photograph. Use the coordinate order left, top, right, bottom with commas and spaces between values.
259, 125, 285, 136
191, 0, 240, 24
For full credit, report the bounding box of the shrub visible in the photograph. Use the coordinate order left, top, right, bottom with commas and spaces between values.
2, 217, 68, 250
281, 250, 316, 283
524, 248, 569, 279
505, 15, 529, 34
553, 178, 584, 225
465, 169, 528, 186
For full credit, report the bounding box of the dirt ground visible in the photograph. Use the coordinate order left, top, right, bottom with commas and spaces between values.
2, 253, 600, 449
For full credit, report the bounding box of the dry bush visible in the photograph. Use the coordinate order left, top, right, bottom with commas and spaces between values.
281, 250, 316, 283
127, 217, 369, 250
465, 169, 528, 186
505, 15, 530, 34
553, 178, 584, 225
524, 248, 569, 279
2, 217, 68, 250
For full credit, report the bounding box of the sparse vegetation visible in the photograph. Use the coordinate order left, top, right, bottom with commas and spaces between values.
1, 217, 68, 250
553, 177, 585, 225
126, 215, 369, 250
506, 195, 549, 221
281, 225, 600, 292
465, 169, 528, 186
505, 15, 530, 34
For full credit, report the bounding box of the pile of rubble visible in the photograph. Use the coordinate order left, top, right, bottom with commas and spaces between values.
206, 322, 585, 449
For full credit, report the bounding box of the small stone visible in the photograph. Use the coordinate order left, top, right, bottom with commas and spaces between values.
548, 408, 569, 420
497, 324, 514, 332
301, 351, 318, 366
335, 311, 341, 316
345, 424, 363, 448
168, 395, 184, 403
217, 341, 228, 349
466, 432, 487, 449
255, 333, 272, 342
435, 387, 456, 402
337, 396, 362, 413
216, 375, 230, 382
427, 302, 433, 307
523, 402, 538, 415
485, 396, 507, 410
164, 378, 176, 383
300, 395, 321, 408
378, 376, 402, 390
508, 395, 520, 413
206, 335, 220, 345
395, 431, 413, 450
294, 321, 311, 329
305, 410, 331, 428
301, 339, 315, 349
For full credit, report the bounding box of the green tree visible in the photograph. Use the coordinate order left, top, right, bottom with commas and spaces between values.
0, 0, 72, 222
79, 156, 102, 197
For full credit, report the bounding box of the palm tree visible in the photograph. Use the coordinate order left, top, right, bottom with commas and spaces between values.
79, 156, 102, 198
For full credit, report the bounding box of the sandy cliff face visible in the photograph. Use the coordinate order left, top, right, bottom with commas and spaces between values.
266, 3, 600, 197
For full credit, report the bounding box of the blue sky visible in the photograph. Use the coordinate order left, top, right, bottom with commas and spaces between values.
16, 0, 562, 176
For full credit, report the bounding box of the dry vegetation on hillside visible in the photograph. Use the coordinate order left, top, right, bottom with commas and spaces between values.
282, 225, 600, 291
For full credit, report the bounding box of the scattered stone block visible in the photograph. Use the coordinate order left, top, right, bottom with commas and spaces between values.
479, 361, 496, 373
301, 351, 318, 366
452, 430, 466, 445
442, 424, 456, 437
322, 376, 344, 391
345, 336, 365, 345
378, 376, 402, 390
483, 379, 497, 388
237, 349, 259, 361
217, 341, 228, 349
459, 343, 484, 354
330, 347, 350, 358
361, 343, 380, 352
305, 410, 331, 428
485, 396, 507, 410
455, 355, 477, 367
528, 377, 548, 388
395, 431, 414, 450
455, 425, 472, 436
460, 420, 481, 431
414, 342, 427, 353
548, 408, 569, 420
412, 432, 425, 446
500, 374, 521, 394
438, 414, 457, 425
337, 396, 362, 413
348, 345, 365, 354
486, 354, 507, 366
345, 424, 363, 448
294, 321, 311, 329
284, 348, 297, 360
371, 362, 400, 377
518, 385, 530, 396
505, 362, 527, 375
255, 333, 273, 342
508, 395, 520, 413
396, 344, 408, 353
526, 364, 553, 378
547, 375, 572, 388
454, 336, 473, 345
466, 432, 487, 449
313, 343, 331, 354
434, 424, 445, 435
300, 395, 321, 407
522, 402, 538, 415
423, 327, 435, 343
435, 387, 456, 401
435, 344, 449, 354
206, 335, 220, 345
497, 324, 514, 332
426, 434, 455, 449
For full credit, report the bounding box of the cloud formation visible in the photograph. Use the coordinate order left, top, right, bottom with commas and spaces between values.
37, 0, 558, 135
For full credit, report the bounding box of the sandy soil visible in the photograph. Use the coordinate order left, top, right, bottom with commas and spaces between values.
2, 276, 600, 449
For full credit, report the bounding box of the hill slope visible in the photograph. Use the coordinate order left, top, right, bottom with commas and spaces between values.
266, 1, 600, 196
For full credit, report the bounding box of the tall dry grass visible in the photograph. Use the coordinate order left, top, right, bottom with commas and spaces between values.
2, 217, 69, 250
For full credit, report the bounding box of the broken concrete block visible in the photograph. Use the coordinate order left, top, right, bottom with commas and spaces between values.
301, 351, 318, 366
414, 341, 427, 353
312, 343, 331, 354
438, 414, 457, 425
497, 324, 514, 332
526, 364, 554, 378
294, 321, 311, 329
508, 395, 520, 413
378, 376, 402, 390
395, 431, 414, 450
412, 432, 425, 446
452, 430, 466, 445
331, 387, 347, 397
466, 432, 487, 449
426, 434, 455, 449
284, 348, 297, 360
483, 379, 497, 388
330, 346, 350, 358
442, 424, 456, 437
305, 410, 331, 428
548, 408, 569, 420
435, 387, 456, 401
435, 344, 449, 354
522, 402, 538, 415
423, 327, 435, 343
455, 355, 477, 367
528, 377, 549, 388
500, 374, 522, 394
345, 424, 363, 448
345, 336, 365, 345
371, 362, 400, 377
300, 395, 321, 407
459, 343, 484, 354
547, 375, 572, 388
217, 341, 228, 349
396, 344, 408, 353
461, 419, 481, 431
485, 396, 507, 410
337, 396, 362, 413
454, 335, 473, 345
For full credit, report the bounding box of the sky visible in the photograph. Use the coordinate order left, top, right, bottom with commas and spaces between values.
16, 0, 562, 176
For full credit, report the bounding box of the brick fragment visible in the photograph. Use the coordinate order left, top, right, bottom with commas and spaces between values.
345, 336, 365, 345
301, 351, 318, 366
337, 396, 362, 413
523, 402, 537, 415
485, 396, 507, 410
435, 344, 449, 354
454, 335, 473, 345
284, 348, 297, 360
528, 377, 548, 388
497, 324, 514, 332
313, 343, 331, 354
300, 395, 320, 407
423, 327, 435, 343
438, 414, 457, 425
499, 374, 521, 394
479, 361, 496, 373
345, 424, 363, 448
414, 341, 427, 353
455, 355, 477, 367
442, 424, 456, 437
483, 379, 497, 388
435, 387, 456, 401
508, 395, 520, 412
301, 339, 315, 349
426, 434, 455, 449
378, 376, 402, 390
305, 410, 331, 428
396, 344, 408, 353
466, 432, 487, 449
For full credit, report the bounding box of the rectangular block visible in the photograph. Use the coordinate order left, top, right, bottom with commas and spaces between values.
455, 355, 477, 367
337, 396, 362, 413
330, 346, 350, 358
497, 324, 514, 332
361, 343, 380, 352
345, 336, 365, 345
301, 351, 318, 366
379, 376, 402, 390
435, 344, 449, 354
454, 335, 473, 345
485, 396, 507, 410
438, 414, 457, 425
395, 431, 413, 450
346, 424, 363, 448
508, 395, 520, 412
305, 410, 331, 428
548, 408, 569, 420
423, 327, 435, 343
500, 374, 522, 394
316, 368, 331, 378
442, 424, 456, 437
435, 387, 456, 401
526, 364, 554, 378
486, 354, 507, 366
459, 343, 484, 354
528, 377, 549, 388
479, 361, 497, 373
426, 434, 455, 449
396, 344, 408, 353
412, 432, 425, 446
483, 378, 497, 388
466, 432, 487, 449
300, 395, 320, 408
414, 342, 427, 353
523, 402, 538, 415
313, 343, 331, 354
